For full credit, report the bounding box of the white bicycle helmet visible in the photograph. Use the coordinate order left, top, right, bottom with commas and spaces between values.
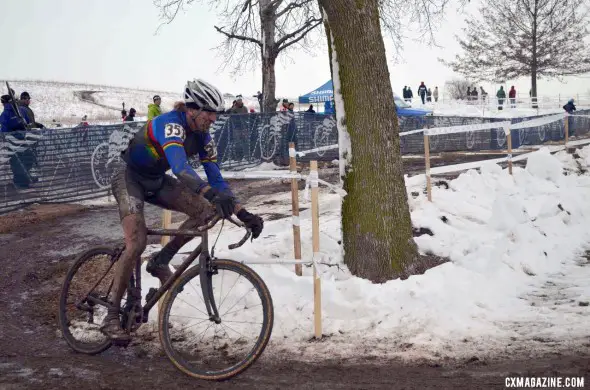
184, 79, 225, 112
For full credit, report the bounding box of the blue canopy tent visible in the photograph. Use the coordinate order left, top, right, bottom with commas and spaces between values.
298, 80, 333, 104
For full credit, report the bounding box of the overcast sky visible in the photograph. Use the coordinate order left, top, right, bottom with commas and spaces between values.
1, 0, 589, 99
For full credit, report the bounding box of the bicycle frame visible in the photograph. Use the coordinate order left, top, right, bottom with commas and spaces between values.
83, 215, 250, 328
141, 227, 208, 322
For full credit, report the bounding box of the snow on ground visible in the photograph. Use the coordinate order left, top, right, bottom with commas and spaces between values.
130, 145, 590, 361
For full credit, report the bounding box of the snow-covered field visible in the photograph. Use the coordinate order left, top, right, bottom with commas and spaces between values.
2, 80, 580, 129
127, 146, 590, 361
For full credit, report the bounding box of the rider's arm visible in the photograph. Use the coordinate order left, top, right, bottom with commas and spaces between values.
155, 123, 208, 194
198, 132, 234, 197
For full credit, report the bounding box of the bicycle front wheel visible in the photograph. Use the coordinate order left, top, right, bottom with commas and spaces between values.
159, 259, 274, 381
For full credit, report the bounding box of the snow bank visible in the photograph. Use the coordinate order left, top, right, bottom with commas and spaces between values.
139, 143, 590, 360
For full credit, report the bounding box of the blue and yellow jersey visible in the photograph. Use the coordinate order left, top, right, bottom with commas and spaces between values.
121, 110, 231, 195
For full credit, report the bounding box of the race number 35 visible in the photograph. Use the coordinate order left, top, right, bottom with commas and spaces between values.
164, 123, 185, 139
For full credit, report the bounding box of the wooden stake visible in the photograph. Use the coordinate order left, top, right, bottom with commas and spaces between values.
424, 134, 432, 202
564, 113, 569, 146
289, 142, 302, 276
310, 160, 322, 339
161, 209, 172, 246
506, 127, 513, 175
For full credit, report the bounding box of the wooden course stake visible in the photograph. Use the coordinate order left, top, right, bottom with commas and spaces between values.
310, 160, 322, 339
289, 142, 302, 276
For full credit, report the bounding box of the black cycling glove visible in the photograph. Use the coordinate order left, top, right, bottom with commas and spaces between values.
237, 209, 264, 239
203, 188, 235, 218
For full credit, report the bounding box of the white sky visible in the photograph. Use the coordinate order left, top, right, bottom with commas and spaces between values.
1, 0, 589, 100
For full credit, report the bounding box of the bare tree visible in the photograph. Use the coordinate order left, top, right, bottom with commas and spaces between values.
318, 0, 447, 282
155, 0, 323, 113
441, 0, 590, 103
444, 78, 473, 100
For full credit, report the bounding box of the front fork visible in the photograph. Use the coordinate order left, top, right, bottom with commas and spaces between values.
199, 252, 221, 324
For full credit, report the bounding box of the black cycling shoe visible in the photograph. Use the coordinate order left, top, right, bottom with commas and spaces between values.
146, 252, 173, 285
100, 310, 130, 344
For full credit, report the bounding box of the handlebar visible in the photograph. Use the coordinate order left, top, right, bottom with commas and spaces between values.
197, 214, 252, 250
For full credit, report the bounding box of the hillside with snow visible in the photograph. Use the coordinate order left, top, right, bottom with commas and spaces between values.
1, 79, 585, 128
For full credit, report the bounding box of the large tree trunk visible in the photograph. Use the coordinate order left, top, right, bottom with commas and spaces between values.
319, 0, 419, 283
260, 0, 278, 113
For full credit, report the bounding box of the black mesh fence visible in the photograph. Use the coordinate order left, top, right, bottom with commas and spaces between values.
1, 110, 588, 214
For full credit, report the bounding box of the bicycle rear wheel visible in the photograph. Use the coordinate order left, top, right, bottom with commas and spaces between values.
159, 259, 274, 381
58, 246, 119, 354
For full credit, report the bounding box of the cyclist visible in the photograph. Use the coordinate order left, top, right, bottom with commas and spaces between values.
102, 79, 264, 342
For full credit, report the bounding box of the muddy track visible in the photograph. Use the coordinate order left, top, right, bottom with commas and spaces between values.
0, 179, 589, 389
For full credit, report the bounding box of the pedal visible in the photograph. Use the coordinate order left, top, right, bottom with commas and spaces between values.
145, 287, 158, 303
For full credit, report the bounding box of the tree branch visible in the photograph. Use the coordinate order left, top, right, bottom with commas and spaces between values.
275, 17, 322, 49
214, 25, 262, 46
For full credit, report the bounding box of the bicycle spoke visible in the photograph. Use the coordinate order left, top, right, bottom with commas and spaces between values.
218, 273, 243, 311
222, 303, 262, 318
220, 286, 256, 318
220, 322, 247, 341
187, 280, 206, 308
175, 297, 208, 317
197, 322, 215, 343
170, 314, 209, 321
222, 319, 262, 325
178, 318, 210, 333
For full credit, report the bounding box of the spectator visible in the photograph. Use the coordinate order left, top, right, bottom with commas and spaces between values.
123, 108, 136, 122
253, 91, 263, 112
1, 94, 36, 189
280, 98, 289, 112
148, 95, 162, 120
51, 119, 62, 128
403, 86, 408, 102
563, 98, 576, 137
471, 87, 478, 101
288, 102, 295, 112
480, 87, 487, 102
417, 82, 427, 104
306, 104, 316, 113
227, 95, 248, 114
121, 109, 127, 121
78, 115, 89, 127
497, 86, 506, 110
508, 86, 516, 108
18, 92, 44, 128
466, 87, 472, 100
563, 98, 576, 114
426, 88, 432, 102
407, 87, 413, 103
433, 86, 439, 102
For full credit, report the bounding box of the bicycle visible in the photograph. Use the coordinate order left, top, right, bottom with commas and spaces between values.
57, 214, 274, 381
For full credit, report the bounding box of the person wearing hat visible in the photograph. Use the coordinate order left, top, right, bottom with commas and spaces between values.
19, 92, 44, 128
148, 95, 162, 120
123, 107, 136, 122
227, 94, 248, 114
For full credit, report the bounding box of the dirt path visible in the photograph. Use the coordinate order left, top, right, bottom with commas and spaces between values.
0, 179, 589, 389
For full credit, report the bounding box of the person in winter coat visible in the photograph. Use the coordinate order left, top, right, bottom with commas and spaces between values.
227, 95, 248, 114
471, 87, 478, 101
253, 91, 263, 112
417, 82, 427, 104
426, 88, 432, 102
148, 95, 162, 120
306, 104, 315, 113
403, 86, 408, 102
466, 87, 472, 101
480, 87, 487, 102
77, 115, 89, 127
433, 86, 439, 102
563, 98, 576, 114
497, 86, 506, 110
123, 108, 136, 122
0, 94, 36, 189
508, 86, 516, 108
407, 87, 413, 102
563, 99, 576, 137
18, 92, 44, 128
